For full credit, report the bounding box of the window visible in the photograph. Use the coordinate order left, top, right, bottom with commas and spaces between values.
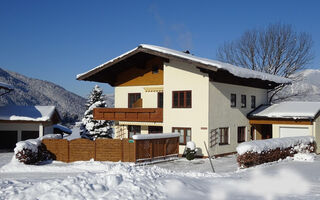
231, 93, 236, 107
172, 127, 191, 145
148, 126, 163, 134
219, 127, 229, 145
152, 66, 159, 74
128, 125, 141, 138
158, 92, 163, 108
241, 95, 246, 108
172, 91, 192, 108
128, 93, 141, 108
251, 96, 256, 109
238, 126, 246, 143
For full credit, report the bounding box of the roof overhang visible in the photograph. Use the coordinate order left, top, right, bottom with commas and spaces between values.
76, 45, 219, 83
77, 44, 291, 89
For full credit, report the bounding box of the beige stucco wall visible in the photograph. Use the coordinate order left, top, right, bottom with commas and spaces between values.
162, 60, 209, 156
314, 116, 320, 153
0, 122, 53, 142
114, 85, 162, 108
209, 81, 268, 155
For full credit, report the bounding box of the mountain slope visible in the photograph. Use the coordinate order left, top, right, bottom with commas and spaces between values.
0, 68, 113, 124
276, 69, 320, 102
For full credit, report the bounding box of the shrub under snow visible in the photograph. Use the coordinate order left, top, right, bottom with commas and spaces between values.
237, 136, 315, 168
14, 134, 62, 164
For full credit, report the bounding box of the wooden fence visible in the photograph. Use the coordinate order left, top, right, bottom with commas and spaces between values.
42, 136, 179, 163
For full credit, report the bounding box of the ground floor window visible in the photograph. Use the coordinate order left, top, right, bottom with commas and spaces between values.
128, 125, 141, 138
172, 127, 191, 145
238, 126, 246, 143
219, 127, 229, 145
148, 126, 163, 134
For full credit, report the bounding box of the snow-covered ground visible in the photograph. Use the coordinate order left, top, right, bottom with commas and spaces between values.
1, 152, 320, 200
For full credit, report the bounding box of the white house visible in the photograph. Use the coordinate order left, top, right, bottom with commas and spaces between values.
0, 105, 60, 150
77, 44, 291, 157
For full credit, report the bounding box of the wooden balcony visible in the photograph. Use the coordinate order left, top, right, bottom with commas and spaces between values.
93, 108, 163, 122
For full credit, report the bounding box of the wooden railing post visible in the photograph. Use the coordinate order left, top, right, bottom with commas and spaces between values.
163, 138, 167, 157
134, 140, 137, 163
150, 140, 153, 160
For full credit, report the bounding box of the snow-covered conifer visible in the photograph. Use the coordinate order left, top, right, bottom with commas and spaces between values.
81, 85, 113, 139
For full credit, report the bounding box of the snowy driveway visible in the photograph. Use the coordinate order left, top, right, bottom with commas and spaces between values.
1, 153, 320, 200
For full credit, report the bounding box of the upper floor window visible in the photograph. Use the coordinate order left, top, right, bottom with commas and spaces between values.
172, 127, 191, 145
158, 92, 163, 108
172, 91, 191, 108
251, 96, 256, 109
230, 93, 236, 107
128, 93, 141, 108
219, 127, 229, 145
238, 126, 246, 143
241, 95, 246, 108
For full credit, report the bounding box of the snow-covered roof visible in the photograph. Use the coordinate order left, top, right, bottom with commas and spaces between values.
249, 101, 320, 120
53, 124, 72, 134
0, 105, 59, 122
77, 44, 291, 84
0, 81, 13, 90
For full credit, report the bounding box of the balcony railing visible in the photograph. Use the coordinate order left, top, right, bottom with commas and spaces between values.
93, 108, 163, 122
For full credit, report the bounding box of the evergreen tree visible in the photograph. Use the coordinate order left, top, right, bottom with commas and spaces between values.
81, 85, 113, 139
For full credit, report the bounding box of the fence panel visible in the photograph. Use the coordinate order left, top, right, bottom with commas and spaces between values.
122, 139, 135, 162
42, 139, 69, 162
166, 137, 179, 155
95, 139, 122, 162
135, 140, 151, 161
69, 138, 95, 162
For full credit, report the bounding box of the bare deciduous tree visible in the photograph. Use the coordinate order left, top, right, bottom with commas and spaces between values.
216, 23, 314, 102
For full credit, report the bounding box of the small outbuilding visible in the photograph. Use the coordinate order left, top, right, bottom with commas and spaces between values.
248, 101, 320, 153
0, 105, 61, 151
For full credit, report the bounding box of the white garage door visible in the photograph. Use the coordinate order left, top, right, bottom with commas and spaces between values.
279, 127, 310, 138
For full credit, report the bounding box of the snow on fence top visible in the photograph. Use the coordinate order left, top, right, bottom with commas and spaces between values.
132, 133, 180, 140
77, 44, 291, 84
249, 101, 320, 119
0, 105, 57, 121
236, 136, 314, 155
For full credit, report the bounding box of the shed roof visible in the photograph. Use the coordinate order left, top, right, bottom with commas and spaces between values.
77, 44, 291, 86
249, 101, 320, 120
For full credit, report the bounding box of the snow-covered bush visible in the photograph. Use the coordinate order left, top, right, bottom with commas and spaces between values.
81, 85, 113, 140
237, 136, 315, 168
185, 141, 196, 161
14, 134, 61, 164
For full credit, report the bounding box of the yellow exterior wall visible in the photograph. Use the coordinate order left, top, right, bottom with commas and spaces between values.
114, 85, 162, 108
162, 60, 210, 156
209, 82, 268, 155
314, 116, 320, 153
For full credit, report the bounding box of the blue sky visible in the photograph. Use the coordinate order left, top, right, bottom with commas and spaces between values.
1, 0, 320, 97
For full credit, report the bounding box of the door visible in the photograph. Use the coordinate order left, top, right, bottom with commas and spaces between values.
279, 127, 309, 138
0, 131, 18, 150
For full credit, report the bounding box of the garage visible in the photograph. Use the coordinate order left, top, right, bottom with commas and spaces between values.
279, 127, 310, 138
0, 131, 18, 150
